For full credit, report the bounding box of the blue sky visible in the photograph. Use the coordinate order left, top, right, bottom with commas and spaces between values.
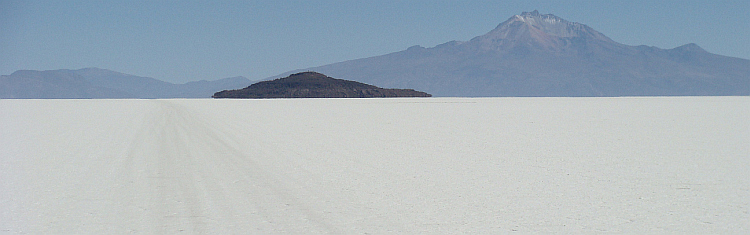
2, 0, 748, 83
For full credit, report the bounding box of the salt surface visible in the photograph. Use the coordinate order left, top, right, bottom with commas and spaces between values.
1, 97, 748, 233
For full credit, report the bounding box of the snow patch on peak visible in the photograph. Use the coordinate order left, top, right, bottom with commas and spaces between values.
521, 10, 541, 17
512, 11, 564, 27
543, 17, 560, 24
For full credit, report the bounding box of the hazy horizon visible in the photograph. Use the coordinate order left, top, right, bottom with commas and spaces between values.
2, 1, 749, 83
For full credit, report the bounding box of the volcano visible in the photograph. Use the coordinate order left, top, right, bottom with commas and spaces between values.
277, 11, 750, 97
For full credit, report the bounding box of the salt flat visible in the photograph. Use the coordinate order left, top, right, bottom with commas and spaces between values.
1, 97, 748, 234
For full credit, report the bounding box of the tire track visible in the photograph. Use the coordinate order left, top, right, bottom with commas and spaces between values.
122, 100, 339, 234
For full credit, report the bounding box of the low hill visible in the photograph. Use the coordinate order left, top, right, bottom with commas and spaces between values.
212, 72, 431, 98
0, 68, 253, 99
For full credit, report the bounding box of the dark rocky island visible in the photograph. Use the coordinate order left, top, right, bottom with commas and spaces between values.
212, 72, 431, 98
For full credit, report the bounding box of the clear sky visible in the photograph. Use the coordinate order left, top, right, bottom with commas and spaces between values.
2, 0, 748, 83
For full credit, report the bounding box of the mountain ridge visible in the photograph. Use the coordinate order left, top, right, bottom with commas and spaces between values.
272, 11, 749, 97
1, 68, 253, 99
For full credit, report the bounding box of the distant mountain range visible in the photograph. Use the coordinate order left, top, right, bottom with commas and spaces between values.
213, 72, 430, 98
4, 11, 749, 98
275, 10, 750, 96
0, 68, 252, 98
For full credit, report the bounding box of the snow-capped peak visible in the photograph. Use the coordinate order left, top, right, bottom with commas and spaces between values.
469, 11, 616, 51
511, 10, 567, 29
484, 11, 613, 40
